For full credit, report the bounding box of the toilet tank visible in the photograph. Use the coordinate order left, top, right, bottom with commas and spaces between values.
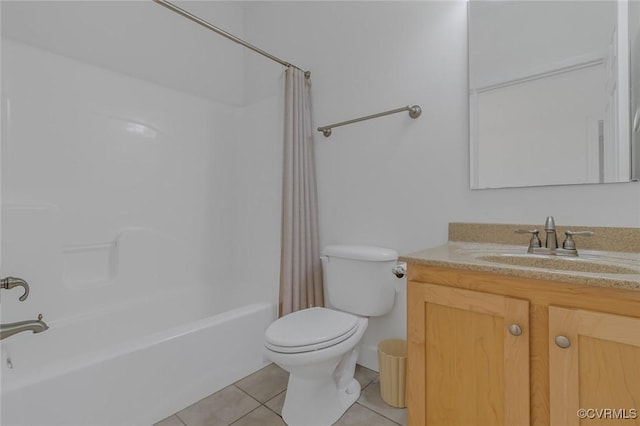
321, 245, 398, 317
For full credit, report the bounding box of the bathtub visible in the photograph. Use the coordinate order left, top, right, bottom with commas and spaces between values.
0, 286, 276, 426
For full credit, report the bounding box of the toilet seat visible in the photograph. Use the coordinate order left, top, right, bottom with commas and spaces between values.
265, 307, 360, 354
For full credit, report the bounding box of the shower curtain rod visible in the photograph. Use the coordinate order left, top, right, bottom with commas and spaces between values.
152, 0, 309, 76
317, 105, 422, 137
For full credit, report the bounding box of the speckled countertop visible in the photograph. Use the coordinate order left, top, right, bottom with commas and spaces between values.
400, 223, 640, 291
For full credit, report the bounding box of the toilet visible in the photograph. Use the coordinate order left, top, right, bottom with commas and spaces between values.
264, 245, 399, 426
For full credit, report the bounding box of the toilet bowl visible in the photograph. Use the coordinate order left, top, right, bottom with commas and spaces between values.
264, 307, 368, 426
264, 245, 400, 426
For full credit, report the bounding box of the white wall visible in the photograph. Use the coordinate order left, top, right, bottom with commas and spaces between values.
223, 90, 284, 310
0, 1, 246, 105
469, 1, 615, 87
0, 39, 239, 321
0, 1, 285, 323
242, 1, 640, 369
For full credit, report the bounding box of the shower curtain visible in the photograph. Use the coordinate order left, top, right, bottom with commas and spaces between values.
279, 67, 324, 317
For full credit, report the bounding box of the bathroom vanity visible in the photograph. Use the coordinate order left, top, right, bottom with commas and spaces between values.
402, 223, 640, 426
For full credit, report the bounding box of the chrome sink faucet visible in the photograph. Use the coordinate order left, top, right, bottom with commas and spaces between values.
543, 216, 558, 249
516, 216, 593, 257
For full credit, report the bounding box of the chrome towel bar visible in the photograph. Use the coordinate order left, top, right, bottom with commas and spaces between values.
317, 105, 422, 137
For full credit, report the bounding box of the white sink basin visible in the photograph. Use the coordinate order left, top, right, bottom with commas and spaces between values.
475, 253, 640, 275
451, 244, 640, 276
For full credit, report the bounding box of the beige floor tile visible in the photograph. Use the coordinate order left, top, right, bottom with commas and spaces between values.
354, 365, 378, 389
357, 379, 407, 425
333, 403, 400, 426
230, 406, 286, 426
264, 390, 286, 416
177, 385, 260, 426
234, 363, 289, 403
154, 415, 185, 426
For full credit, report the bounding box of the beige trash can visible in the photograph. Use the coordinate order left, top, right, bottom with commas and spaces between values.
377, 339, 407, 408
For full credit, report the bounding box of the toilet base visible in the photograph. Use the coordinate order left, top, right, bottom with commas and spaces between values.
278, 346, 362, 426
282, 376, 361, 426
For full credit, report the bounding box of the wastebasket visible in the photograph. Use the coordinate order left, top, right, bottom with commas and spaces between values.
377, 338, 407, 408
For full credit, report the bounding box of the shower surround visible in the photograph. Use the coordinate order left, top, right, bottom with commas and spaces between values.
1, 2, 283, 422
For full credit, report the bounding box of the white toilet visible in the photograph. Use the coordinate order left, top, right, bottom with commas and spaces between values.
264, 245, 399, 426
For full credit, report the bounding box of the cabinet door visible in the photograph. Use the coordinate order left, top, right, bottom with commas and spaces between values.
549, 306, 640, 426
407, 282, 530, 426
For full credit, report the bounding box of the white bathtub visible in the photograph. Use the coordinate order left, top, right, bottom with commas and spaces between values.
0, 287, 276, 426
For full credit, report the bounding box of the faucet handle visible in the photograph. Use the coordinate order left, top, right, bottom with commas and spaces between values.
562, 230, 594, 250
515, 229, 542, 248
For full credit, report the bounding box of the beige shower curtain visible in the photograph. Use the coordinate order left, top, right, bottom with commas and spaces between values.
279, 67, 324, 317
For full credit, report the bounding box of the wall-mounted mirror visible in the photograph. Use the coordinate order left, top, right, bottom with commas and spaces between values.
469, 0, 637, 189
632, 0, 640, 178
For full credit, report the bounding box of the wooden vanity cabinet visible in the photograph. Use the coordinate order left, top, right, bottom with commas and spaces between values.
407, 264, 640, 426
549, 306, 640, 426
407, 282, 530, 426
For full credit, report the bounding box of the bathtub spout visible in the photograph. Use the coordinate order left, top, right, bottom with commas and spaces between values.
1, 314, 49, 341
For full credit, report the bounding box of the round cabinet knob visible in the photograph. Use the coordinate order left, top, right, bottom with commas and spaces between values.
508, 324, 523, 336
555, 335, 571, 348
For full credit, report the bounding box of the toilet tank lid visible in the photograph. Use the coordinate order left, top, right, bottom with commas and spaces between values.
322, 245, 398, 261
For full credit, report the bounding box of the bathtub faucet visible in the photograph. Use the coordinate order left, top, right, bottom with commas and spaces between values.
0, 314, 49, 341
1, 276, 30, 301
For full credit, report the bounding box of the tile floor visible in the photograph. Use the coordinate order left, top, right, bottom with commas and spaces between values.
154, 363, 407, 426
